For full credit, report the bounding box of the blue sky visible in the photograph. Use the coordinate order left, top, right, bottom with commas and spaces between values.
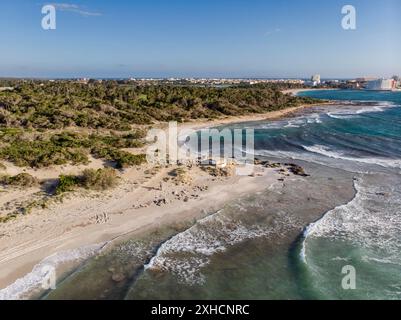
0, 0, 400, 78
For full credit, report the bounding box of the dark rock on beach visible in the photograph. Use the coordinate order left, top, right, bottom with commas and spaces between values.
285, 163, 310, 177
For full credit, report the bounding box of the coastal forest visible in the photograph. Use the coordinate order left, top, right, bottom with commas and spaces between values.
0, 80, 318, 169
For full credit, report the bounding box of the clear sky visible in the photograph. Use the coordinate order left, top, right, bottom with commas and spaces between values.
0, 0, 400, 78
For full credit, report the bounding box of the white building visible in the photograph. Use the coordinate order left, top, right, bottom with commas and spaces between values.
366, 79, 396, 91
311, 74, 321, 84
305, 74, 321, 87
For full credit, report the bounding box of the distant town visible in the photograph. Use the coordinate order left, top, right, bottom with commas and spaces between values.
1, 75, 400, 92
67, 75, 401, 91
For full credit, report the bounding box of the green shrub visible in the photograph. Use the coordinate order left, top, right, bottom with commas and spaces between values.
0, 173, 38, 187
114, 152, 146, 168
55, 175, 80, 195
0, 213, 17, 223
89, 133, 144, 149
91, 146, 146, 168
0, 175, 10, 185
0, 140, 89, 168
81, 168, 119, 190
0, 128, 23, 138
55, 168, 119, 194
68, 148, 90, 165
50, 132, 89, 148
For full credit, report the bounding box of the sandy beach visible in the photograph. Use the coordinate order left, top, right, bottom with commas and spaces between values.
282, 88, 339, 96
0, 94, 336, 297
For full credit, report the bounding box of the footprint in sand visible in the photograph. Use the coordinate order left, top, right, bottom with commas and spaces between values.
92, 212, 110, 224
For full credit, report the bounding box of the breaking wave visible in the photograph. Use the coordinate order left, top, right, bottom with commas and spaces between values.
299, 174, 401, 298
0, 244, 104, 300
144, 204, 301, 285
302, 145, 401, 169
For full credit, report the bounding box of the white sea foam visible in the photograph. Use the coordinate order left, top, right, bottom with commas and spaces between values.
0, 243, 104, 300
307, 113, 323, 124
300, 220, 319, 264
301, 176, 401, 266
326, 102, 394, 119
254, 149, 388, 175
355, 106, 386, 114
327, 113, 354, 120
145, 208, 300, 285
284, 120, 302, 128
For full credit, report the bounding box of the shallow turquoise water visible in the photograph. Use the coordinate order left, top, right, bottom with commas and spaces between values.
298, 89, 401, 105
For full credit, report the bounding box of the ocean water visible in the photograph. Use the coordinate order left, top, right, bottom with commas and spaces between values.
4, 90, 400, 300
293, 90, 401, 299
187, 89, 401, 300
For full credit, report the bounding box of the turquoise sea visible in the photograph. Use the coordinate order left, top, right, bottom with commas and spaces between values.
292, 90, 401, 299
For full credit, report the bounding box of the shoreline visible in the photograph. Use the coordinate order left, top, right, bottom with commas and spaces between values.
177, 101, 336, 132
54, 161, 357, 300
0, 165, 290, 298
0, 94, 337, 297
175, 87, 341, 132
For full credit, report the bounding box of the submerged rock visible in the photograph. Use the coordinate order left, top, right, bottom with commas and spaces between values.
285, 164, 310, 177
111, 273, 126, 283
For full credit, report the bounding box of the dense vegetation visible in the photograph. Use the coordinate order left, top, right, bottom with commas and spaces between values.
0, 80, 317, 128
0, 80, 319, 168
0, 128, 146, 168
55, 168, 119, 194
